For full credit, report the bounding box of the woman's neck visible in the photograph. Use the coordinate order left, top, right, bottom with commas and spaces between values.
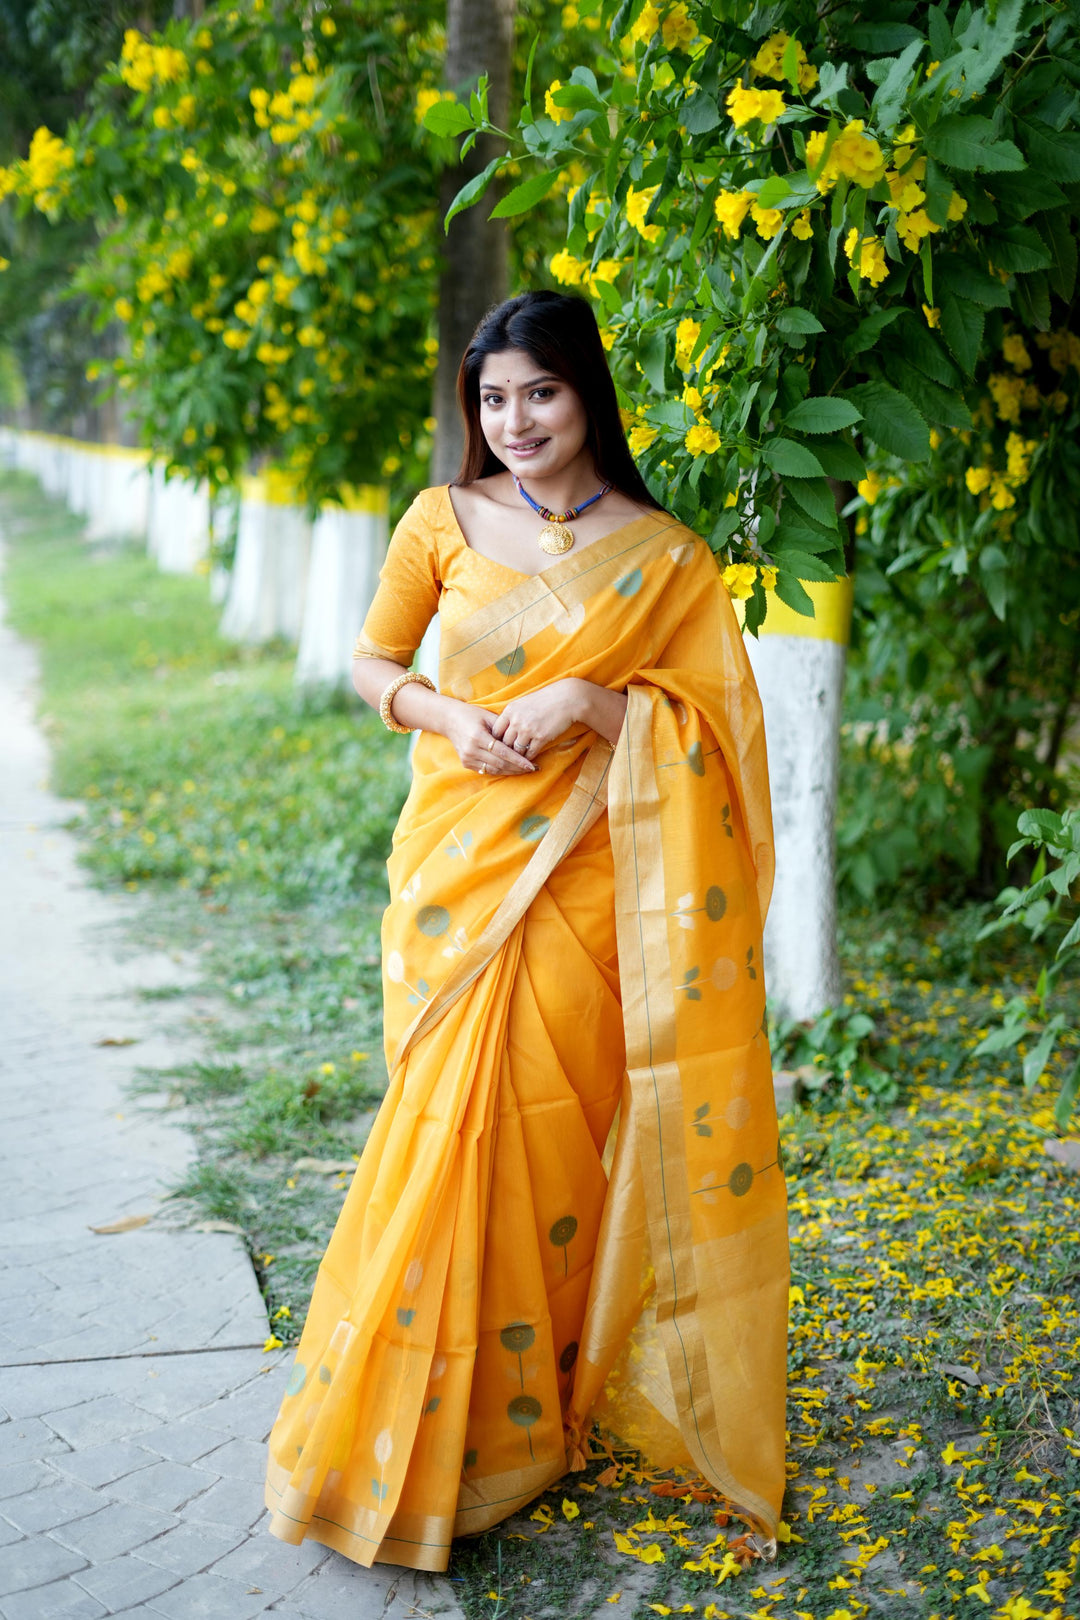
509, 459, 606, 516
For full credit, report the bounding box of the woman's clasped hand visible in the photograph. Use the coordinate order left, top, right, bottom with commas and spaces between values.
446, 678, 595, 776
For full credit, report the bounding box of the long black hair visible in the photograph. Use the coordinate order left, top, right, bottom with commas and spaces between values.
454, 290, 664, 510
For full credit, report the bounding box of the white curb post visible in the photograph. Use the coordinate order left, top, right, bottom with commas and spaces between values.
219, 468, 312, 644
295, 484, 389, 688
745, 578, 854, 1023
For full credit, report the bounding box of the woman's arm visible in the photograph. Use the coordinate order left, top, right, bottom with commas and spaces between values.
490, 677, 627, 753
352, 658, 537, 775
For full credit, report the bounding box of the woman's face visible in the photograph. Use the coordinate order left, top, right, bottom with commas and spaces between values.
478, 348, 590, 480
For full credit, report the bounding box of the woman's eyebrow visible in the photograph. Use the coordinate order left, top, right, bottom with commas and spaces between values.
479, 374, 561, 390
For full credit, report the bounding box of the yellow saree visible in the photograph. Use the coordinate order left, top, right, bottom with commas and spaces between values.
265, 485, 788, 1571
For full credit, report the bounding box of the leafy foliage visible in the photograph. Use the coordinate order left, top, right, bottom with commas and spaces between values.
977, 807, 1080, 1128
445, 0, 1080, 635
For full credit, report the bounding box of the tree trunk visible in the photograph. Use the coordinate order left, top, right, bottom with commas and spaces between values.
430, 0, 516, 486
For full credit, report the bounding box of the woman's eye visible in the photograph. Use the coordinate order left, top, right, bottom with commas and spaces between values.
531, 388, 554, 400
482, 395, 502, 407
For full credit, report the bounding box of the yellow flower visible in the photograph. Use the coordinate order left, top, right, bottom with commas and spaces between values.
625, 184, 661, 243
714, 188, 752, 239
250, 87, 270, 110
628, 423, 659, 454
929, 428, 942, 450
947, 190, 968, 221
222, 328, 248, 349
175, 94, 196, 127
922, 304, 941, 328
760, 565, 778, 590
1005, 432, 1036, 481
722, 562, 757, 599
751, 31, 818, 92
965, 466, 992, 494
545, 80, 573, 123
320, 16, 337, 35
263, 1334, 284, 1352
897, 208, 940, 253
194, 28, 213, 48
844, 228, 888, 287
251, 204, 279, 233
989, 474, 1015, 510
726, 81, 786, 129
857, 469, 884, 504
152, 105, 172, 129
628, 2, 660, 43
750, 199, 783, 239
791, 208, 813, 240
22, 125, 75, 210
114, 297, 134, 322
297, 324, 324, 347
1002, 332, 1031, 370
550, 249, 589, 286
685, 422, 721, 456
291, 73, 318, 104
675, 316, 702, 370
808, 119, 886, 192
590, 259, 622, 284
661, 3, 696, 50
988, 372, 1024, 424
415, 87, 453, 126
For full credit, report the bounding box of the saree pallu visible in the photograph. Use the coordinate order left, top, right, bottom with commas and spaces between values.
266, 502, 789, 1571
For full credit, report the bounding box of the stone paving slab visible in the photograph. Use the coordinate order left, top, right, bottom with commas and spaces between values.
0, 529, 465, 1619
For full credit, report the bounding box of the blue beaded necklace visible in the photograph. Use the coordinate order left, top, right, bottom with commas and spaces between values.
513, 474, 613, 556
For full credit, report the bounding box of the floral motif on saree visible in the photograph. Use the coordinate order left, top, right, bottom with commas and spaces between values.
265, 487, 788, 1572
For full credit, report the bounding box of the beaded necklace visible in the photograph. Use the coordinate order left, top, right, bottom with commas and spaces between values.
513, 474, 613, 556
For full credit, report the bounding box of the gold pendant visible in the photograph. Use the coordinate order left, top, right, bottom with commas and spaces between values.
538, 522, 575, 556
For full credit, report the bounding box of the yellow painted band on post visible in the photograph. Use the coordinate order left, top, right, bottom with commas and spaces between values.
14, 429, 148, 463
336, 483, 388, 516
737, 576, 854, 645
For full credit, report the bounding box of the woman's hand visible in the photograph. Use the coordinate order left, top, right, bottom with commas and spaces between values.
445, 704, 538, 776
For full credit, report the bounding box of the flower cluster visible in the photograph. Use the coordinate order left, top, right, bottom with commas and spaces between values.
807, 120, 886, 192
751, 30, 819, 93
119, 29, 187, 93
722, 561, 776, 597
725, 80, 787, 130
1, 126, 76, 213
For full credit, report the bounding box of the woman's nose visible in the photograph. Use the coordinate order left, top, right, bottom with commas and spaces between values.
505, 396, 533, 434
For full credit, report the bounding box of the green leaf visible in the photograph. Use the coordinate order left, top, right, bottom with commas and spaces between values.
762, 439, 825, 478
489, 170, 558, 219
845, 381, 931, 461
773, 571, 816, 617
940, 296, 984, 375
443, 157, 504, 232
843, 308, 903, 357
521, 32, 539, 117
755, 174, 792, 208
936, 256, 1011, 308
870, 39, 925, 134
1054, 1054, 1080, 1131
783, 477, 837, 527
983, 169, 1066, 220
806, 438, 866, 483
551, 83, 605, 112
638, 327, 667, 393
784, 396, 863, 434
883, 356, 971, 430
925, 115, 1024, 172
775, 548, 838, 582
1040, 210, 1078, 301
988, 225, 1052, 275
422, 99, 473, 138
682, 92, 720, 134
1017, 119, 1080, 183
776, 307, 825, 336
1022, 1018, 1064, 1091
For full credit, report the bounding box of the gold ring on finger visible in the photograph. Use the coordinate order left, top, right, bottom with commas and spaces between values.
478, 765, 486, 775
486, 737, 495, 751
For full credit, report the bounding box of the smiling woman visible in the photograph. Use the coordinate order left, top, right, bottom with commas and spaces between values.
265, 291, 789, 1575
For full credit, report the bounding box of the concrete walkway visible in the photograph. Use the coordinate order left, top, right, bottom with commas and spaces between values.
0, 536, 463, 1619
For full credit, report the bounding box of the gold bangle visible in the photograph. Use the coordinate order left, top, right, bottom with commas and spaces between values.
379, 671, 435, 734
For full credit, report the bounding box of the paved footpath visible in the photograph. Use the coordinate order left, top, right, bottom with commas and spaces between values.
0, 537, 464, 1620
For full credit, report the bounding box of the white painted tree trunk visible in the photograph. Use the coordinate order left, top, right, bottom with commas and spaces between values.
83, 448, 151, 542
147, 466, 211, 574
219, 473, 312, 644
744, 578, 853, 1023
295, 490, 389, 687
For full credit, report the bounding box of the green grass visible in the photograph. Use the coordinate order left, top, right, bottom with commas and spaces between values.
3, 470, 1078, 1620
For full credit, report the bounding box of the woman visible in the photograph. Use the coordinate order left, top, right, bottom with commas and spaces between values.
265, 291, 788, 1572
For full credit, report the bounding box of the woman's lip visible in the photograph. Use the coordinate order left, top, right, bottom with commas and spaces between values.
506, 439, 549, 453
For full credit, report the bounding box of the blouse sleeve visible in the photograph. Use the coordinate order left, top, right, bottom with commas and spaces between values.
352, 490, 441, 665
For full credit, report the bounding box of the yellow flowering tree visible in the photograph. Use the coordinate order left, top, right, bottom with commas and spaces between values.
438, 0, 1080, 635
0, 2, 448, 502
